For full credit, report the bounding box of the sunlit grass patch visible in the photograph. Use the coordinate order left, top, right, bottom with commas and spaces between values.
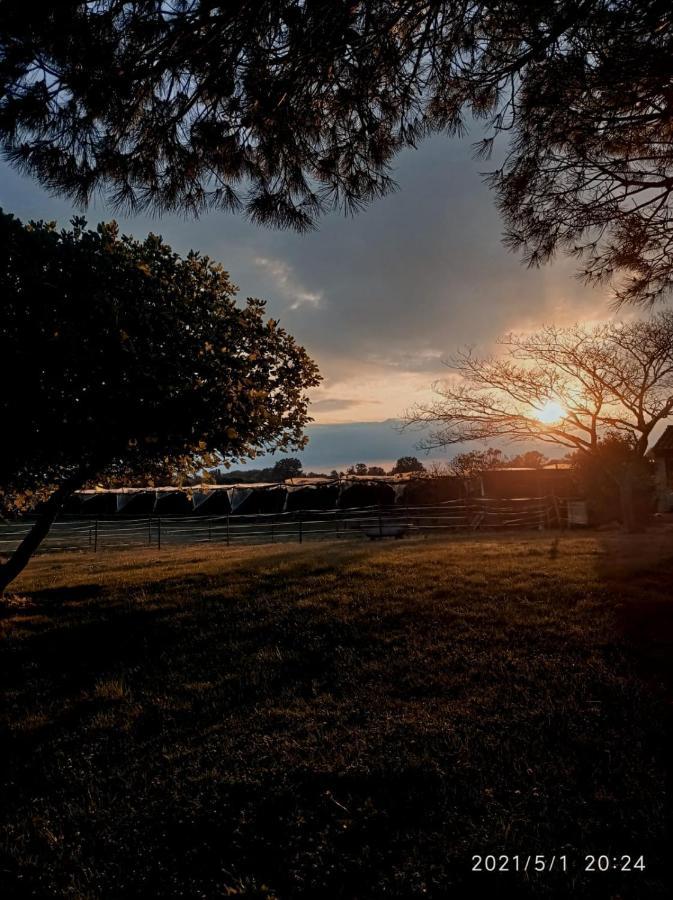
92, 676, 129, 702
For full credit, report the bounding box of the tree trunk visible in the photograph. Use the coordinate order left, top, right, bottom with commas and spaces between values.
616, 468, 641, 534
0, 475, 82, 594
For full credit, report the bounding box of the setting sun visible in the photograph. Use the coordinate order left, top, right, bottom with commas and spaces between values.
534, 399, 566, 424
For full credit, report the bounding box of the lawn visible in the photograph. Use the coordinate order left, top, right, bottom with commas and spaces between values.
1, 532, 671, 898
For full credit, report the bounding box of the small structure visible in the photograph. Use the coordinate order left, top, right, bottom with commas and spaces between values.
402, 475, 464, 505
566, 499, 589, 527
651, 426, 673, 511
479, 466, 574, 499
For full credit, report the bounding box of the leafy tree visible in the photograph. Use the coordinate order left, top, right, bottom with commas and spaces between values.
569, 433, 654, 531
270, 457, 303, 481
425, 460, 452, 478
0, 211, 320, 591
347, 463, 369, 476
366, 466, 386, 476
506, 451, 549, 469
406, 314, 673, 527
207, 459, 307, 483
2, 2, 672, 301
390, 456, 426, 475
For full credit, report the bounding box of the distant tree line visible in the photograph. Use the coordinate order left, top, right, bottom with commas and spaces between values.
203, 457, 313, 485
210, 450, 559, 484
345, 457, 428, 477
202, 455, 431, 483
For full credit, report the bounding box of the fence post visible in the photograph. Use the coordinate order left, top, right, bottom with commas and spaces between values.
298, 513, 303, 544
148, 516, 152, 546
226, 514, 230, 546
378, 511, 383, 538
157, 517, 161, 550
208, 521, 212, 542
271, 521, 275, 543
94, 518, 98, 553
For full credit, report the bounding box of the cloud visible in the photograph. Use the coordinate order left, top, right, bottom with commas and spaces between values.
253, 255, 323, 310
0, 127, 622, 439
310, 397, 381, 413
362, 348, 448, 373
306, 357, 444, 424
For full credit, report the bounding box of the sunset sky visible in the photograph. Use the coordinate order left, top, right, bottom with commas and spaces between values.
1, 130, 618, 470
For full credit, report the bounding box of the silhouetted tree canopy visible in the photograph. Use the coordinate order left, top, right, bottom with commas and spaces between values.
506, 450, 549, 469
449, 448, 505, 480
2, 2, 672, 301
447, 448, 501, 495
347, 463, 370, 476
0, 210, 320, 589
270, 457, 304, 481
391, 456, 425, 474
366, 466, 386, 476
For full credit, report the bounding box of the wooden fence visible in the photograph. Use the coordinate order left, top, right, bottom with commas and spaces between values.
0, 497, 577, 557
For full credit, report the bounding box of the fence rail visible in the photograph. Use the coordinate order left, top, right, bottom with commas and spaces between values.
0, 497, 572, 556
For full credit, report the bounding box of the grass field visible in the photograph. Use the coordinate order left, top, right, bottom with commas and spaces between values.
1, 532, 672, 898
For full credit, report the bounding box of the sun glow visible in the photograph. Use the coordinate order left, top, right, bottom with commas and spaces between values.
534, 399, 566, 424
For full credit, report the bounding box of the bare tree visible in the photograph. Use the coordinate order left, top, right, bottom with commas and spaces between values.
425, 460, 453, 478
405, 312, 673, 528
407, 314, 673, 459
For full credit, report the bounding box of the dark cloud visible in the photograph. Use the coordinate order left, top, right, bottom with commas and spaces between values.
258, 420, 424, 471
251, 420, 559, 473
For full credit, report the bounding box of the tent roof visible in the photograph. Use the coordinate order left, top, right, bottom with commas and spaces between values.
284, 477, 333, 486
75, 475, 435, 496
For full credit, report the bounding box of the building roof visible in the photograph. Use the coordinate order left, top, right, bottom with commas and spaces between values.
652, 425, 673, 454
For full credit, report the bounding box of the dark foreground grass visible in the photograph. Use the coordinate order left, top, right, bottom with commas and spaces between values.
1, 532, 672, 898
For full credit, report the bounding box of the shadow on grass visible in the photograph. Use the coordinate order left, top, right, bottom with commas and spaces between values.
592, 533, 673, 691
0, 537, 671, 898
